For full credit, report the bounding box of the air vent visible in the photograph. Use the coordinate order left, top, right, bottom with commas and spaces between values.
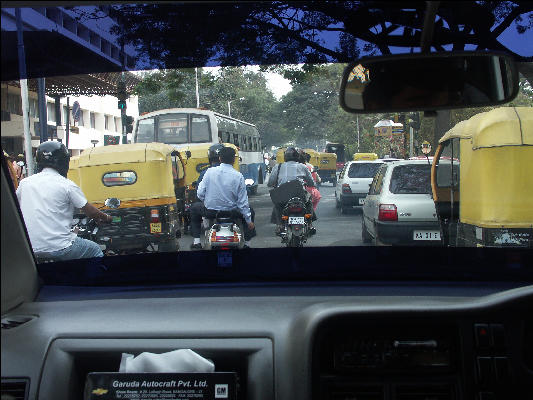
396, 384, 454, 400
0, 378, 29, 400
331, 386, 383, 400
1, 315, 35, 330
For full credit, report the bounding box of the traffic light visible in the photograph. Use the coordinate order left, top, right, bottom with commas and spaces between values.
409, 112, 421, 130
123, 115, 134, 133
118, 100, 127, 110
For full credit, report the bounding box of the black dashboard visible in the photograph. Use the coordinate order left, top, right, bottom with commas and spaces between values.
1, 282, 532, 400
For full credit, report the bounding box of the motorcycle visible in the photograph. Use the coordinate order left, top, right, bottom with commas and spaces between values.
203, 210, 245, 250
280, 196, 314, 247
72, 197, 121, 255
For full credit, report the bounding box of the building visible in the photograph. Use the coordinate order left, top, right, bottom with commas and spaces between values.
1, 83, 138, 156
1, 5, 140, 156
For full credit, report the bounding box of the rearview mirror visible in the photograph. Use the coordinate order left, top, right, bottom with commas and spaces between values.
185, 150, 192, 159
340, 52, 518, 113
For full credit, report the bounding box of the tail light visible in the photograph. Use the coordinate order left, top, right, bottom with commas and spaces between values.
150, 209, 160, 223
342, 184, 352, 194
289, 206, 303, 212
304, 214, 312, 219
378, 204, 398, 221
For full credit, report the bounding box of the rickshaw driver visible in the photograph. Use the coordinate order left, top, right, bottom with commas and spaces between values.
16, 141, 113, 262
190, 146, 256, 249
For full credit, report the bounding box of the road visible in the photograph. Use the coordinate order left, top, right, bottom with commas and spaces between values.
178, 182, 367, 250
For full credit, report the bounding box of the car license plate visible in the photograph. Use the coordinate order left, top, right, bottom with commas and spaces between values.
413, 230, 441, 240
288, 216, 305, 225
150, 222, 162, 233
359, 198, 365, 205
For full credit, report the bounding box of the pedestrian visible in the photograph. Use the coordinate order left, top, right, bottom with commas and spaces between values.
16, 141, 113, 262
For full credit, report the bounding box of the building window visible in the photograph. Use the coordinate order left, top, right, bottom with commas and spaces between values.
29, 99, 39, 118
47, 102, 56, 123
90, 112, 96, 129
114, 116, 120, 132
63, 106, 68, 125
8, 93, 22, 116
104, 115, 109, 130
78, 110, 85, 127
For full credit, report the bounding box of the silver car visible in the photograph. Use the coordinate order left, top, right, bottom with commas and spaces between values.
362, 160, 442, 245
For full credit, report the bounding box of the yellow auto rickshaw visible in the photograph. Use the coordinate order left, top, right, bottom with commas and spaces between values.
176, 143, 239, 234
353, 152, 378, 161
317, 151, 337, 185
68, 143, 186, 253
431, 107, 533, 248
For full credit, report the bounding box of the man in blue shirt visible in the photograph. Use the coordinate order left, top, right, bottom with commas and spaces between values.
190, 146, 256, 249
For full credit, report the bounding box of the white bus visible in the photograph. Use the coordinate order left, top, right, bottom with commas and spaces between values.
132, 108, 266, 192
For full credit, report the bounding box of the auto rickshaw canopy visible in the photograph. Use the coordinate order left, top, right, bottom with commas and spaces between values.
439, 107, 533, 148
438, 107, 533, 228
70, 143, 181, 205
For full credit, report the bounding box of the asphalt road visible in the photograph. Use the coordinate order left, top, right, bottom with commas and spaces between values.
179, 181, 367, 250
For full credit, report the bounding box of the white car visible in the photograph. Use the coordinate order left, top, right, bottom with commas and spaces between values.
335, 160, 384, 214
362, 160, 442, 245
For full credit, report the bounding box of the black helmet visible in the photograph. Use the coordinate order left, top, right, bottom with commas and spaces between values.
36, 141, 70, 177
284, 146, 300, 162
208, 143, 225, 162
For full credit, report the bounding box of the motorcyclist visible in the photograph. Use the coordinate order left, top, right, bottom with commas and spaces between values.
190, 146, 256, 249
267, 147, 316, 235
300, 150, 321, 211
16, 141, 112, 262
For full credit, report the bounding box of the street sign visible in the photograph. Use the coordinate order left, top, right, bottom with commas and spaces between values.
72, 101, 81, 122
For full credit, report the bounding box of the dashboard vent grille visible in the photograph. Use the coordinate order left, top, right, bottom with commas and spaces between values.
0, 378, 29, 400
1, 315, 35, 330
331, 386, 383, 400
396, 384, 454, 400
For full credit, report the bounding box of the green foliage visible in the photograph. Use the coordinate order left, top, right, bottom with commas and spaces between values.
134, 65, 533, 155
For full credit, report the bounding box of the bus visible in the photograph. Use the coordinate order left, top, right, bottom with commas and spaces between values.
133, 108, 266, 193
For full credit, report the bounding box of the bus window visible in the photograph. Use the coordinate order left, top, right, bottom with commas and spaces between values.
191, 115, 211, 143
158, 114, 188, 144
136, 118, 155, 143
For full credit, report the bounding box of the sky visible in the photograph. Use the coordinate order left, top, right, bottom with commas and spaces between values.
205, 66, 293, 100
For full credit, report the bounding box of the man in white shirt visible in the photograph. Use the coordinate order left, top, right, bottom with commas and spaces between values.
190, 146, 255, 249
16, 141, 112, 262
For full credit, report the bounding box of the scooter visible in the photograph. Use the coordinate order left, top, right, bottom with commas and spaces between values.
203, 210, 245, 250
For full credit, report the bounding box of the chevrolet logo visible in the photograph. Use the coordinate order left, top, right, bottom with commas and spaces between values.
92, 388, 109, 395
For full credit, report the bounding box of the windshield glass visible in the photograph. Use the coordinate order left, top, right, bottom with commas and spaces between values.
348, 163, 383, 178
2, 2, 532, 277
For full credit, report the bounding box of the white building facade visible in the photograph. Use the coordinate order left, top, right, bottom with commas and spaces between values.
1, 84, 138, 156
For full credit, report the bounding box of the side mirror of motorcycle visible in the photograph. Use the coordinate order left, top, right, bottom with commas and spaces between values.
104, 197, 121, 209
185, 150, 192, 159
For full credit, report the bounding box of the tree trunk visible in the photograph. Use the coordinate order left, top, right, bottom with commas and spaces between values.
433, 110, 451, 151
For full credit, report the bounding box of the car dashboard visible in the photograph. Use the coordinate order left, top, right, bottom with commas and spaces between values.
1, 282, 533, 400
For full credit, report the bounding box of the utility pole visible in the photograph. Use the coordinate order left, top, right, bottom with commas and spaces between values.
66, 97, 70, 149
37, 77, 47, 142
119, 15, 127, 144
356, 115, 360, 152
15, 8, 35, 175
409, 126, 414, 158
195, 67, 200, 108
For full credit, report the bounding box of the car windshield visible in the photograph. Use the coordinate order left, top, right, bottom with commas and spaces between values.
389, 164, 432, 194
2, 2, 532, 282
348, 163, 383, 178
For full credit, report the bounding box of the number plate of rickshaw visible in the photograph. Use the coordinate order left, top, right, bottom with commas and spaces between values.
413, 230, 441, 240
288, 216, 305, 225
150, 222, 162, 233
112, 216, 121, 223
359, 198, 365, 205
